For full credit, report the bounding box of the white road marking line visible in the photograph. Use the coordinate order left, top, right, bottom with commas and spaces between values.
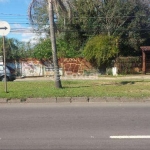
110, 135, 150, 139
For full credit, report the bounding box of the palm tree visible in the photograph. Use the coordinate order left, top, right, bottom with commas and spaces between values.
28, 0, 72, 88
48, 0, 62, 88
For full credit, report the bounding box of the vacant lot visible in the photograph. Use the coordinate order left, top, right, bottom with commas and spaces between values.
0, 76, 150, 99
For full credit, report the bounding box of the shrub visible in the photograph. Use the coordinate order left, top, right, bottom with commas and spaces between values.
83, 35, 119, 67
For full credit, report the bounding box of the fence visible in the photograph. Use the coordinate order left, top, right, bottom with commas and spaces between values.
115, 57, 142, 74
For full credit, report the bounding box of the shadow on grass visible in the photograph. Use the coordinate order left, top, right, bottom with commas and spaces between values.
99, 80, 150, 86
120, 81, 135, 85
62, 85, 90, 89
120, 80, 150, 85
62, 80, 150, 87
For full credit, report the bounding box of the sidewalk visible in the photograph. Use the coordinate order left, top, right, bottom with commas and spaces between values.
15, 74, 150, 81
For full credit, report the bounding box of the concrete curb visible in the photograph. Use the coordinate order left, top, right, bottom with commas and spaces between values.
89, 97, 107, 103
0, 98, 7, 103
71, 97, 88, 103
26, 98, 56, 103
0, 97, 150, 103
56, 97, 71, 103
7, 99, 21, 103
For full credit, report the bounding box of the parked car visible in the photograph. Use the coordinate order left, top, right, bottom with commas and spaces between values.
0, 64, 16, 81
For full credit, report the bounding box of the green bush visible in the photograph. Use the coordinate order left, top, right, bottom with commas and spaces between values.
33, 39, 52, 59
83, 35, 119, 67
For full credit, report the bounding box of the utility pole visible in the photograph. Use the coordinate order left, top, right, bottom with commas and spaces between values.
48, 0, 62, 88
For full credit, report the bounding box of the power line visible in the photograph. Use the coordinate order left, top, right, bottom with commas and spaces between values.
0, 13, 27, 16
1, 22, 29, 24
9, 28, 150, 34
0, 12, 147, 18
1, 13, 150, 33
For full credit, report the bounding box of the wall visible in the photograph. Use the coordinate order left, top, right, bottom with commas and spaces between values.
21, 59, 43, 77
7, 59, 44, 77
6, 57, 143, 76
59, 58, 96, 76
6, 58, 96, 77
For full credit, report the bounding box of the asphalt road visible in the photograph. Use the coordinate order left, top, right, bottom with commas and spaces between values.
0, 103, 150, 150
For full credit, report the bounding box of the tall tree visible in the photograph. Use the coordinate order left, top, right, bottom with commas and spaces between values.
28, 0, 72, 88
48, 0, 62, 88
69, 0, 150, 56
28, 0, 150, 61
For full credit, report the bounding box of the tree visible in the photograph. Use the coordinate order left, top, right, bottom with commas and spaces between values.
28, 0, 50, 36
28, 0, 73, 36
33, 38, 52, 59
67, 0, 150, 56
28, 0, 150, 67
83, 35, 119, 67
118, 0, 150, 56
48, 0, 62, 88
57, 0, 99, 54
56, 36, 82, 58
0, 37, 21, 60
28, 0, 72, 88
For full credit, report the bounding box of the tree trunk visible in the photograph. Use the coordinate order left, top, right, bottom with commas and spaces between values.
48, 0, 62, 88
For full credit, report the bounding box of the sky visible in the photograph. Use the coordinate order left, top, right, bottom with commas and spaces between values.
0, 0, 37, 43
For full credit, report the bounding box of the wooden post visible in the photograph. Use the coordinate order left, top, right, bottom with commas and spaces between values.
142, 51, 146, 74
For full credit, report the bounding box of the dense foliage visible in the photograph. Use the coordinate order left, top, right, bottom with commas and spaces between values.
84, 35, 119, 67
33, 38, 52, 59
0, 37, 32, 61
28, 0, 150, 61
69, 0, 150, 56
1, 0, 149, 67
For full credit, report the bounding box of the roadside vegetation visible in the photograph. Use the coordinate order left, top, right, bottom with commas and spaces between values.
0, 78, 150, 99
1, 0, 150, 66
0, 0, 150, 93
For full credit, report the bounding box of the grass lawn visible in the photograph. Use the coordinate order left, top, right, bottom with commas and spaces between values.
0, 79, 150, 99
